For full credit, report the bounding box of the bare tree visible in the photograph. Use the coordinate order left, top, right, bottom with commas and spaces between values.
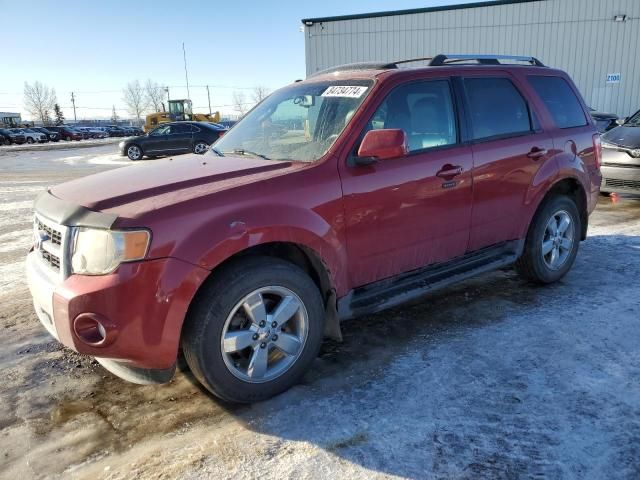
232, 91, 248, 116
122, 80, 149, 121
145, 79, 165, 112
24, 81, 57, 124
252, 85, 270, 104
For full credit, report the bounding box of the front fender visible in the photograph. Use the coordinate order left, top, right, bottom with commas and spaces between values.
170, 203, 349, 296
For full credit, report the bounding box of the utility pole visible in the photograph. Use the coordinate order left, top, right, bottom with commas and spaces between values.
206, 85, 212, 115
182, 42, 191, 100
70, 92, 77, 123
165, 86, 170, 103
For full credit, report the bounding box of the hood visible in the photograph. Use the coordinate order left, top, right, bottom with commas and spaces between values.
50, 153, 302, 218
602, 126, 640, 149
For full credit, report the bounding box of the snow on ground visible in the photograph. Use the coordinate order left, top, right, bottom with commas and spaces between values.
0, 144, 639, 479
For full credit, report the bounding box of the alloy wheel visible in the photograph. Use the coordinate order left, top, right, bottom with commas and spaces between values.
194, 142, 209, 154
127, 145, 141, 160
220, 286, 309, 383
542, 210, 574, 270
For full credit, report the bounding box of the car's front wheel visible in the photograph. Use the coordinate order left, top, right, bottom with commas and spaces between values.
516, 195, 581, 284
127, 145, 143, 161
182, 257, 325, 403
26, 137, 34, 144
193, 141, 209, 154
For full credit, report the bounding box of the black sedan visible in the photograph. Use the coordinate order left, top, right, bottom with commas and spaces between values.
119, 121, 227, 160
0, 128, 26, 145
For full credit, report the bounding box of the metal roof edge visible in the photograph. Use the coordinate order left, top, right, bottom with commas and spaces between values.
301, 0, 547, 24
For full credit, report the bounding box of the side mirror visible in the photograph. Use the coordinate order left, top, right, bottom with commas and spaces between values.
616, 117, 627, 126
356, 129, 408, 165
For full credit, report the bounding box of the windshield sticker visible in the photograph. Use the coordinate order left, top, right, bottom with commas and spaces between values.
321, 86, 368, 98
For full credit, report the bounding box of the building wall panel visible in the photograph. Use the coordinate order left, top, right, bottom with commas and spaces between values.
304, 0, 640, 116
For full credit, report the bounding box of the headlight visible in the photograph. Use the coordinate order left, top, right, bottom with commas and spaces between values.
71, 228, 151, 275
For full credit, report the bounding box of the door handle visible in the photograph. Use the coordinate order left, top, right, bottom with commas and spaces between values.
436, 164, 464, 179
527, 147, 548, 159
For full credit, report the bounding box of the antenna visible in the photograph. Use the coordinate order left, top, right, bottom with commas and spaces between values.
182, 42, 191, 100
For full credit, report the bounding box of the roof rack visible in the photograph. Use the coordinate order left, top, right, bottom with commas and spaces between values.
307, 54, 545, 78
428, 54, 545, 67
309, 61, 398, 78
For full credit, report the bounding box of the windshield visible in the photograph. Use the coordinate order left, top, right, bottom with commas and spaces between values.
625, 110, 640, 127
213, 80, 373, 162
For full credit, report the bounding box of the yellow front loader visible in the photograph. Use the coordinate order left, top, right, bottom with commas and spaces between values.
144, 99, 221, 132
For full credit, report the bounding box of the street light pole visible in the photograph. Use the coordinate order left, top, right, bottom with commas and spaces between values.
206, 85, 212, 115
70, 92, 77, 123
182, 42, 191, 100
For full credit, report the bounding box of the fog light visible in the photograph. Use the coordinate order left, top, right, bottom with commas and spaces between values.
73, 313, 114, 346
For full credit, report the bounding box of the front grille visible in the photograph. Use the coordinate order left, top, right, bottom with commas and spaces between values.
41, 250, 61, 270
36, 218, 62, 245
33, 215, 70, 277
602, 162, 637, 168
605, 178, 640, 190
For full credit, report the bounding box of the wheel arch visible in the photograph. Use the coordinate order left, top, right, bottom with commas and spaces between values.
529, 176, 589, 241
183, 241, 341, 342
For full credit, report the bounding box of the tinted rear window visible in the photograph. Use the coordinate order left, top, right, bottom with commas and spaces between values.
464, 77, 532, 140
528, 76, 587, 129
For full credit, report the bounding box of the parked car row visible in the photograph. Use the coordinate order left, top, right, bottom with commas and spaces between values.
0, 124, 145, 145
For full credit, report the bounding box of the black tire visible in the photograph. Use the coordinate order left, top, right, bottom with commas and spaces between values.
515, 195, 581, 284
65, 135, 71, 141
2, 138, 9, 146
26, 137, 34, 144
181, 256, 325, 403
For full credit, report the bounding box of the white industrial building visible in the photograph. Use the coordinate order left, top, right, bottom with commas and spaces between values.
302, 0, 640, 116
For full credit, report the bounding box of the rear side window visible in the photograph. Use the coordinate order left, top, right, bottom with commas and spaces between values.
464, 77, 532, 140
528, 76, 587, 129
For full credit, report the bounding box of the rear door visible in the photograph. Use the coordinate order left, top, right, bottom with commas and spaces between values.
167, 123, 194, 152
461, 74, 554, 252
339, 78, 474, 287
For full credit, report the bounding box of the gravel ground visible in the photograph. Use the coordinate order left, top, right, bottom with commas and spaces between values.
0, 145, 639, 479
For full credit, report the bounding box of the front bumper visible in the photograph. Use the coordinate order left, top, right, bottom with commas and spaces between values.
601, 165, 640, 193
26, 250, 209, 375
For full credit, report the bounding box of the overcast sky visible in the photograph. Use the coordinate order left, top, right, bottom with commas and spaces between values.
1, 0, 472, 121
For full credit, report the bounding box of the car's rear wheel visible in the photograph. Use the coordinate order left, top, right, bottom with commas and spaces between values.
127, 145, 142, 161
182, 257, 325, 403
193, 141, 209, 154
65, 135, 71, 141
516, 195, 581, 284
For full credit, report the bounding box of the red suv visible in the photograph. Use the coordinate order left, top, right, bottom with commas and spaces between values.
27, 54, 602, 402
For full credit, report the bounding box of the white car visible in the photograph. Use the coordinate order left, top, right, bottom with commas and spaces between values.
13, 128, 48, 144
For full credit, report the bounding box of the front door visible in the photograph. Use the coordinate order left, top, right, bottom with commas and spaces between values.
339, 79, 474, 288
167, 123, 194, 152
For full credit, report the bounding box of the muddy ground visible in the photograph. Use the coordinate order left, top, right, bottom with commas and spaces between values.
1, 145, 639, 479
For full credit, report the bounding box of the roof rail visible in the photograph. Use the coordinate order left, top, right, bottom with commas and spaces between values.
309, 62, 398, 78
429, 54, 545, 67
307, 54, 546, 78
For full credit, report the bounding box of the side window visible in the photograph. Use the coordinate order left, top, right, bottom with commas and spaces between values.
527, 76, 587, 129
464, 77, 532, 140
171, 124, 189, 134
368, 80, 457, 152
